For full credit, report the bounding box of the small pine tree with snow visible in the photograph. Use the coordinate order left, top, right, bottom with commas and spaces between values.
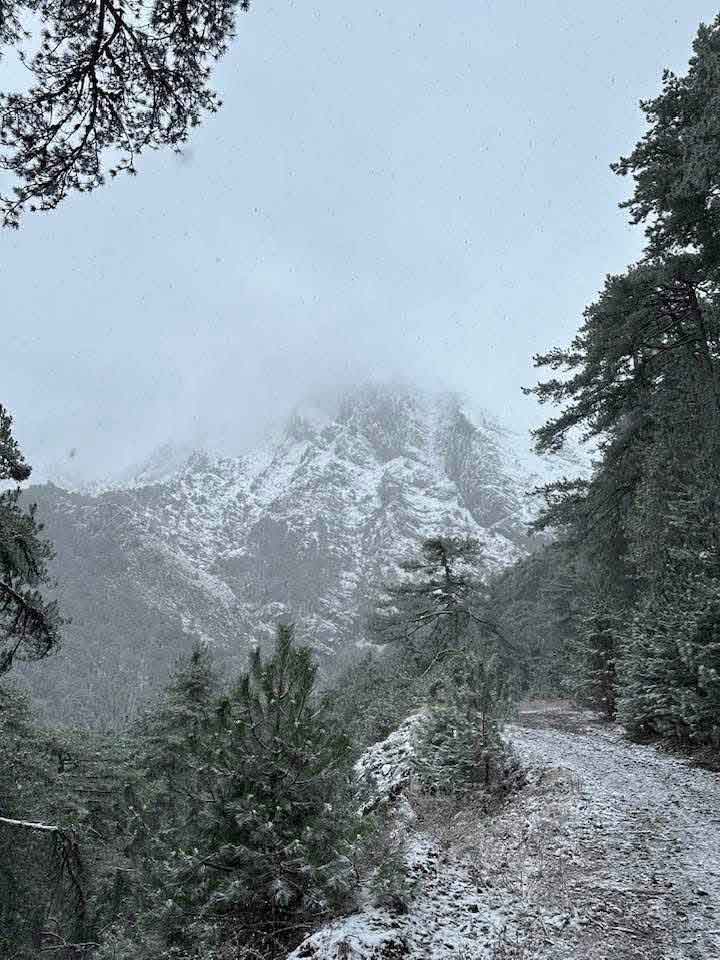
159, 624, 363, 955
134, 642, 222, 824
370, 536, 496, 672
414, 653, 523, 802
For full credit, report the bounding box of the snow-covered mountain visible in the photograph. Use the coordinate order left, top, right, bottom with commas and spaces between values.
22, 385, 583, 725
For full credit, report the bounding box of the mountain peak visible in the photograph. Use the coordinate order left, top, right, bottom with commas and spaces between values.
24, 384, 586, 724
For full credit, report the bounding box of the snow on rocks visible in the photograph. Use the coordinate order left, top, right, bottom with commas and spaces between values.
290, 717, 526, 960
354, 712, 426, 809
38, 385, 585, 661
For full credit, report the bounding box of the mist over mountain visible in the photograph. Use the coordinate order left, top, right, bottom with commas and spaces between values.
19, 384, 583, 727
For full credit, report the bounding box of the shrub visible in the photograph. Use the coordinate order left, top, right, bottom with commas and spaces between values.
414, 653, 524, 804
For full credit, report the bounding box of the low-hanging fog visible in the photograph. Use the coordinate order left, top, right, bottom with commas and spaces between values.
2, 1, 716, 484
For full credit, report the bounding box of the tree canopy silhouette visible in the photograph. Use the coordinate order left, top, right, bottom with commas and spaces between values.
0, 0, 250, 227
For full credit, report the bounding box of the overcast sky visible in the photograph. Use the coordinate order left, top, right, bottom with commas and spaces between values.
2, 1, 718, 482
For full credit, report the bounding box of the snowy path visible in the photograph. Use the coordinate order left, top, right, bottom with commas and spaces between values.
505, 709, 720, 959
289, 706, 720, 960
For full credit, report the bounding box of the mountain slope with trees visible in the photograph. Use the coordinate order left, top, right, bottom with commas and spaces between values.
19, 385, 582, 727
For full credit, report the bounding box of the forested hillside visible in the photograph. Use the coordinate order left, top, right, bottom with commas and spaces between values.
18, 386, 580, 727
490, 21, 720, 751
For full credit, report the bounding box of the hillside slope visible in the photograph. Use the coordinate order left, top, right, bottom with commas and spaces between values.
20, 385, 582, 725
289, 704, 720, 960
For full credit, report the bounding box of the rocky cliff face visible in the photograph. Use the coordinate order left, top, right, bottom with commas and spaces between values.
20, 385, 582, 726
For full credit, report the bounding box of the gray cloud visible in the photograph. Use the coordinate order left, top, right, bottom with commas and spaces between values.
2, 1, 716, 483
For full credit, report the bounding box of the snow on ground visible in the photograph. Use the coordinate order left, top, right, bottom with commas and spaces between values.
502, 705, 720, 960
288, 703, 720, 960
289, 833, 519, 960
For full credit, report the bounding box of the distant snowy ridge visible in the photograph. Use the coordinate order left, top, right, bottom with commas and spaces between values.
24, 384, 587, 723
98, 384, 585, 651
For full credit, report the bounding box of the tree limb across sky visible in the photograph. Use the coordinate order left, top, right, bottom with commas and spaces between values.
0, 0, 250, 227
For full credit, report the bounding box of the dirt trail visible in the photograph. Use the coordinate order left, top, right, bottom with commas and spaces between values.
289, 706, 720, 960
502, 704, 720, 959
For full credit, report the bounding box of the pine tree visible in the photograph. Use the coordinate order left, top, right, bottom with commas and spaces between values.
155, 625, 362, 956
0, 684, 119, 956
414, 652, 522, 802
525, 17, 720, 744
566, 600, 622, 718
0, 0, 252, 227
371, 537, 502, 672
0, 404, 63, 674
82, 647, 225, 959
612, 16, 720, 269
618, 443, 720, 745
0, 681, 49, 954
485, 541, 585, 698
134, 641, 222, 828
